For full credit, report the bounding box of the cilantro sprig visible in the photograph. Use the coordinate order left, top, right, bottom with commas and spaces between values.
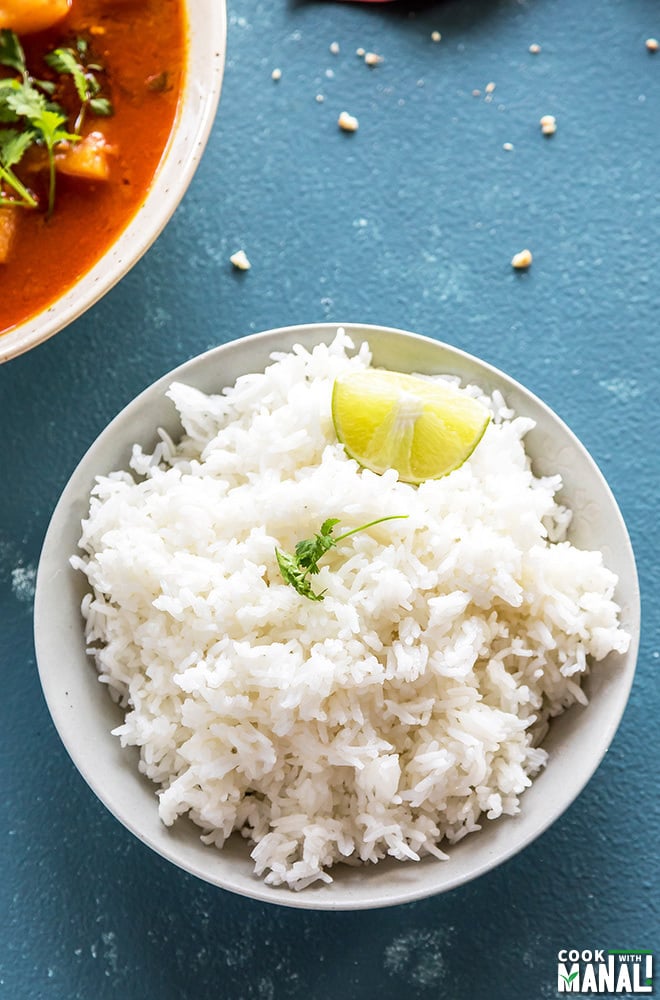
0, 29, 113, 217
45, 38, 113, 133
0, 125, 37, 208
275, 515, 408, 601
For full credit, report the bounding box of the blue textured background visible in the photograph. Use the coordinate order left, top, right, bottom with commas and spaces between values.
1, 0, 658, 997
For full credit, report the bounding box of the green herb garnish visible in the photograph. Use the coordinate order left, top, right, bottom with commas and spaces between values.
45, 38, 113, 133
0, 30, 113, 216
275, 515, 408, 601
0, 126, 37, 208
0, 29, 30, 80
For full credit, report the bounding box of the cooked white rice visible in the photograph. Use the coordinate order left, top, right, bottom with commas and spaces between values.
72, 330, 630, 890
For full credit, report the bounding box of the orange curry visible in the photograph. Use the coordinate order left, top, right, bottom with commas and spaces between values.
0, 0, 186, 335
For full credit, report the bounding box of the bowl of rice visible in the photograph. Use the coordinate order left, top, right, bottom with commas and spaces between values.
34, 323, 640, 909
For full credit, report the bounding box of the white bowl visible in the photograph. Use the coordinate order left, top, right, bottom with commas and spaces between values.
34, 323, 640, 910
0, 0, 226, 364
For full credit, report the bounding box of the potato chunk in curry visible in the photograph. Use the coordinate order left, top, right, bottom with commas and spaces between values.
55, 132, 115, 182
0, 206, 18, 264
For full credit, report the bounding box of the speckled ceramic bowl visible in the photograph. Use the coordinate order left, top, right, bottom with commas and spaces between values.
34, 323, 640, 910
0, 0, 226, 364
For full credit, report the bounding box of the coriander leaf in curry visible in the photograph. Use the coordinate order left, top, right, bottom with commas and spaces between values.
45, 39, 113, 133
0, 125, 36, 207
0, 28, 113, 215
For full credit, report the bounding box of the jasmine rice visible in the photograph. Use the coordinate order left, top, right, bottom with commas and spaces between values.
72, 331, 630, 890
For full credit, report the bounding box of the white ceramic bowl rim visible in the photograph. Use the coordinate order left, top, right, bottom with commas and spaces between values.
0, 0, 227, 364
34, 323, 641, 910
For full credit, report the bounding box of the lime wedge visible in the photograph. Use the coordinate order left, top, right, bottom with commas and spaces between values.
331, 369, 490, 484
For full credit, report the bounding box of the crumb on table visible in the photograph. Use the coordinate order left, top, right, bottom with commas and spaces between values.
230, 250, 251, 271
540, 114, 557, 135
338, 110, 359, 132
511, 249, 533, 270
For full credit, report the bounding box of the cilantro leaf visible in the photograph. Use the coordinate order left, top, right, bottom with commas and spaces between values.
0, 79, 19, 123
0, 127, 33, 168
88, 97, 112, 118
46, 48, 91, 104
45, 41, 113, 133
0, 127, 37, 207
5, 80, 47, 121
275, 548, 325, 602
294, 518, 340, 574
0, 29, 27, 77
35, 108, 74, 145
275, 514, 408, 601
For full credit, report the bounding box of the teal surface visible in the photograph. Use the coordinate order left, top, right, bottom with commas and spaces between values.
1, 0, 658, 997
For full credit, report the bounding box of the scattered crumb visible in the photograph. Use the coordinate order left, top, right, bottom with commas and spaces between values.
325, 68, 335, 79
511, 248, 533, 270
472, 89, 481, 97
356, 47, 365, 57
230, 250, 251, 271
502, 142, 514, 151
364, 52, 383, 66
330, 41, 340, 55
271, 67, 281, 81
540, 113, 557, 135
315, 94, 325, 103
431, 31, 442, 43
485, 81, 496, 94
529, 42, 541, 54
338, 110, 359, 132
646, 37, 659, 52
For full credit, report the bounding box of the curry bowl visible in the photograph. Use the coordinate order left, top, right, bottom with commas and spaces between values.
34, 323, 640, 910
0, 0, 226, 363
